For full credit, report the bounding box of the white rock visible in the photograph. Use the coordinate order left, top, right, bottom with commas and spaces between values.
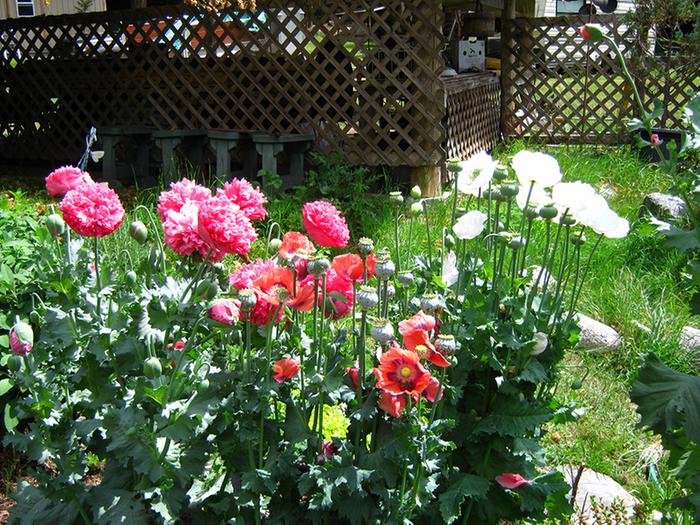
642, 193, 689, 221
559, 466, 639, 523
680, 326, 700, 351
576, 314, 622, 351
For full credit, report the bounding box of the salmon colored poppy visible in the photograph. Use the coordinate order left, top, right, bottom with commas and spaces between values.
272, 358, 300, 383
373, 347, 432, 396
278, 231, 315, 261
495, 473, 529, 489
253, 266, 315, 312
423, 376, 443, 403
331, 253, 376, 282
377, 390, 407, 417
398, 311, 436, 336
403, 329, 450, 368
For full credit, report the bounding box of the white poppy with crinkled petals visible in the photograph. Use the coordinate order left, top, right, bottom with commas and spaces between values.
574, 194, 610, 228
552, 181, 598, 216
512, 151, 562, 188
516, 184, 552, 210
457, 151, 497, 196
453, 210, 488, 240
442, 251, 459, 287
589, 208, 629, 238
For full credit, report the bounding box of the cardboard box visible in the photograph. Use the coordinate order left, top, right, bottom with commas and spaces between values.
452, 39, 485, 73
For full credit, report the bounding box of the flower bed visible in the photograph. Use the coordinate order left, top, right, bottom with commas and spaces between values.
1, 150, 629, 524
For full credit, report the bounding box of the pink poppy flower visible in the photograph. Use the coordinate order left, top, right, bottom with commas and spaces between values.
322, 269, 354, 319
278, 231, 315, 261
495, 473, 529, 489
398, 311, 436, 336
302, 200, 350, 248
162, 201, 223, 261
157, 178, 212, 221
218, 178, 268, 220
423, 376, 444, 403
345, 367, 359, 390
229, 259, 282, 326
208, 299, 241, 326
59, 182, 125, 237
197, 196, 257, 256
273, 358, 300, 383
377, 390, 407, 418
331, 253, 376, 282
403, 329, 450, 368
45, 166, 93, 198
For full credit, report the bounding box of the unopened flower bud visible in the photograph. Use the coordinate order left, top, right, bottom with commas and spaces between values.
650, 133, 662, 146
410, 185, 422, 200
397, 271, 414, 287
496, 231, 512, 244
308, 256, 331, 275
410, 202, 423, 217
539, 205, 558, 220
239, 289, 257, 311
46, 213, 65, 238
435, 335, 456, 356
530, 332, 548, 356
357, 285, 379, 310
129, 220, 148, 244
508, 236, 523, 250
208, 299, 240, 326
370, 319, 395, 345
196, 278, 218, 300
7, 355, 22, 372
420, 293, 443, 314
143, 356, 162, 378
389, 191, 404, 205
358, 237, 375, 257
268, 238, 282, 254
570, 379, 583, 390
9, 321, 33, 357
375, 254, 395, 281
579, 23, 605, 42
444, 234, 456, 249
125, 270, 137, 287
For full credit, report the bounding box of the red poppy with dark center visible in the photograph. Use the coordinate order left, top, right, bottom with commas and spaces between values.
377, 390, 407, 417
373, 347, 432, 396
331, 253, 376, 282
273, 358, 300, 383
403, 329, 450, 368
253, 266, 315, 312
398, 311, 436, 336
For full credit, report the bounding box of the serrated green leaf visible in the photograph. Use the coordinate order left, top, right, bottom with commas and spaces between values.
475, 399, 552, 436
439, 472, 490, 524
662, 226, 700, 251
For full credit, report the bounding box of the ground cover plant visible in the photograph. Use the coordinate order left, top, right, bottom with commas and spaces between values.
0, 144, 642, 524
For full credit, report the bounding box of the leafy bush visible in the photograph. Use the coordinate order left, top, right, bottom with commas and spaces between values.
1, 149, 632, 523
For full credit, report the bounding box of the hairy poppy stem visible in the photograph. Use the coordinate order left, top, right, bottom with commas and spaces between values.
93, 237, 102, 324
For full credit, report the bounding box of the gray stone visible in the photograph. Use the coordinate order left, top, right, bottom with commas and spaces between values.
680, 326, 700, 351
642, 193, 689, 221
576, 314, 622, 351
559, 466, 639, 522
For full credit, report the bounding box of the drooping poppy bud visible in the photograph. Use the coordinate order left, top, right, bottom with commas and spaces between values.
9, 321, 33, 357
129, 220, 148, 244
579, 23, 605, 42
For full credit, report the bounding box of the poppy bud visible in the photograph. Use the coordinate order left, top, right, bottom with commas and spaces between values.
143, 357, 162, 378
46, 213, 65, 239
125, 270, 138, 287
7, 355, 23, 372
129, 220, 148, 245
444, 234, 456, 249
268, 238, 282, 254
409, 202, 423, 218
9, 321, 33, 357
508, 236, 524, 250
571, 379, 583, 390
579, 23, 605, 42
208, 299, 240, 326
197, 378, 210, 393
410, 185, 422, 200
29, 310, 40, 324
650, 133, 662, 146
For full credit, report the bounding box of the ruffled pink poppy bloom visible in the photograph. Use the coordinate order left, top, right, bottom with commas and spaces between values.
197, 196, 257, 256
162, 201, 223, 261
495, 473, 529, 490
423, 376, 443, 403
45, 166, 94, 198
59, 182, 125, 237
302, 200, 350, 248
254, 267, 315, 312
377, 390, 407, 417
273, 358, 300, 383
403, 329, 450, 368
218, 178, 268, 220
208, 299, 241, 326
229, 259, 282, 326
398, 311, 436, 336
157, 178, 212, 221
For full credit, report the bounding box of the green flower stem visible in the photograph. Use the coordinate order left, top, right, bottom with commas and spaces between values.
72, 495, 91, 525
567, 233, 604, 321
604, 36, 645, 117
518, 182, 535, 237
407, 215, 414, 267
428, 367, 447, 426
537, 216, 566, 317
519, 218, 534, 274
259, 304, 283, 468
354, 309, 368, 459
312, 276, 320, 373
65, 227, 72, 265
178, 248, 213, 307
451, 175, 459, 227
422, 200, 433, 263
563, 241, 583, 324
317, 274, 328, 445
485, 183, 492, 247
167, 315, 206, 399
394, 207, 402, 273
509, 247, 519, 294
496, 200, 513, 280
382, 280, 389, 319
247, 444, 262, 525
550, 239, 579, 333
547, 226, 571, 321
134, 205, 167, 277
94, 237, 102, 324
245, 312, 252, 374
265, 221, 281, 254
528, 220, 552, 308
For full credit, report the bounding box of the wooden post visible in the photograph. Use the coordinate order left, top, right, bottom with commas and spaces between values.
410, 165, 442, 198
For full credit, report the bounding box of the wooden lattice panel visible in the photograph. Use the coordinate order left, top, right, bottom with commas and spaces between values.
0, 1, 445, 166
500, 15, 700, 144
445, 73, 500, 160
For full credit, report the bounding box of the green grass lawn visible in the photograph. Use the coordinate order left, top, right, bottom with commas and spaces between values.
0, 141, 695, 519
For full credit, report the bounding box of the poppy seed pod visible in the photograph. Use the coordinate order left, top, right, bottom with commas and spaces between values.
357, 285, 379, 310
239, 288, 257, 311
308, 256, 331, 276
493, 165, 509, 182
539, 205, 558, 220
358, 237, 375, 257
525, 206, 540, 220
571, 233, 587, 246
499, 184, 519, 198
386, 284, 396, 300
129, 220, 148, 244
397, 271, 414, 287
375, 254, 395, 281
560, 214, 577, 226
420, 293, 442, 314
389, 191, 404, 205
435, 334, 456, 356
370, 319, 395, 345
447, 160, 462, 173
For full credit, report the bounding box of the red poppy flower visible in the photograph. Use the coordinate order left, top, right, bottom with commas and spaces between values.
403, 329, 450, 368
273, 358, 300, 383
322, 270, 354, 319
398, 311, 436, 336
373, 347, 432, 396
331, 253, 376, 282
278, 231, 315, 261
253, 266, 315, 312
167, 340, 186, 351
423, 376, 443, 403
345, 367, 359, 390
377, 390, 407, 417
495, 473, 529, 489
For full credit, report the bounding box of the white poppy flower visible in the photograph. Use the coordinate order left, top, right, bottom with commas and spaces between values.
516, 184, 552, 210
441, 250, 459, 287
530, 332, 548, 355
457, 151, 497, 196
512, 151, 562, 188
589, 208, 629, 238
453, 210, 488, 240
552, 182, 598, 215
574, 194, 610, 227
